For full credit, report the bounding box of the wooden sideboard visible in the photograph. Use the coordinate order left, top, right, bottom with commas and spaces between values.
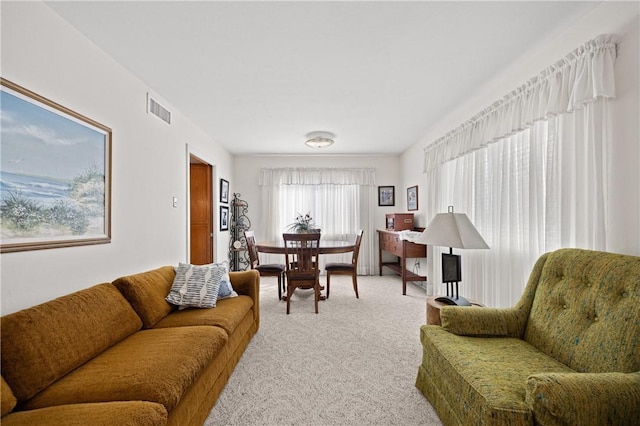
377, 229, 427, 295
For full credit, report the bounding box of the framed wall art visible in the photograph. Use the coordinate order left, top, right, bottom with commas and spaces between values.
220, 205, 229, 231
407, 185, 418, 211
220, 178, 229, 204
378, 186, 395, 206
0, 78, 112, 253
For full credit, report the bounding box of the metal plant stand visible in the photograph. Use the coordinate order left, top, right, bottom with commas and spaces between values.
229, 193, 251, 271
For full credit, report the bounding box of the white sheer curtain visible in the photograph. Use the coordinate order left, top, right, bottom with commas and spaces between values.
258, 168, 377, 275
423, 35, 617, 307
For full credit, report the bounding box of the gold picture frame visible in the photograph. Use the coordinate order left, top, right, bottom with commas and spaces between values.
1, 78, 112, 253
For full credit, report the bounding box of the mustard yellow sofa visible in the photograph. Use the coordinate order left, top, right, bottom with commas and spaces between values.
416, 248, 640, 425
1, 266, 260, 426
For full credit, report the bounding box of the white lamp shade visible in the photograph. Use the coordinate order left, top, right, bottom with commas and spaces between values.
415, 212, 489, 249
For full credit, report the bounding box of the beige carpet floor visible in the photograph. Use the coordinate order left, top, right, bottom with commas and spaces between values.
205, 274, 443, 426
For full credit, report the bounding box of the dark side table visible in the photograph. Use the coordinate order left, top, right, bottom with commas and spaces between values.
426, 296, 485, 325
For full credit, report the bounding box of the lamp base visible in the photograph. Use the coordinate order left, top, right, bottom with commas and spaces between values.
434, 295, 472, 306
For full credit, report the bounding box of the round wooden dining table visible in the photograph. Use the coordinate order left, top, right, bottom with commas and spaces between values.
255, 239, 356, 255
255, 239, 356, 301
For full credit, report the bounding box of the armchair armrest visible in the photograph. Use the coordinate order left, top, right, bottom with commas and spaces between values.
440, 306, 528, 337
525, 372, 640, 426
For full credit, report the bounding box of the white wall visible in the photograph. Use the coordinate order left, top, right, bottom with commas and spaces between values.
234, 154, 411, 278
401, 1, 640, 258
1, 2, 233, 314
233, 155, 402, 239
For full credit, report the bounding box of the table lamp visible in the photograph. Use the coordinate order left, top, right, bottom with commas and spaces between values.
415, 206, 489, 306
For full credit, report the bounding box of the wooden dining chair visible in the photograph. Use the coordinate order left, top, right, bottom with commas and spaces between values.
245, 230, 286, 300
325, 229, 364, 299
283, 232, 321, 314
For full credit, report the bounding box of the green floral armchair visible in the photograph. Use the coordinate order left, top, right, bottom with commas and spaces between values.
416, 248, 640, 425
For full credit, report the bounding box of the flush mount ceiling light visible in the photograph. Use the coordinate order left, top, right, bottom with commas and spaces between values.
305, 131, 335, 149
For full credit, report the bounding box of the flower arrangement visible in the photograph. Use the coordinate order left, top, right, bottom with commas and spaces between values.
286, 212, 316, 233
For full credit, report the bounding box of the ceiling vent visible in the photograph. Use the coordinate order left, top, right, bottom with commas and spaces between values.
147, 93, 171, 124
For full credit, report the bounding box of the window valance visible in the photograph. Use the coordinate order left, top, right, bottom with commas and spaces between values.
258, 168, 376, 186
423, 34, 618, 172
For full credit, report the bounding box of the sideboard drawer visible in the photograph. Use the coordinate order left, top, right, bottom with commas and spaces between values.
379, 232, 402, 256
377, 229, 427, 295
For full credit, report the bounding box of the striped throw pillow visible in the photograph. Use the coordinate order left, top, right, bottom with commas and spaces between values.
166, 263, 225, 308
211, 261, 237, 299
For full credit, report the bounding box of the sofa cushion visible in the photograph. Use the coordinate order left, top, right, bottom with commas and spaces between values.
1, 284, 142, 402
112, 266, 177, 329
22, 326, 227, 413
524, 248, 640, 373
154, 295, 254, 335
419, 325, 574, 425
1, 401, 167, 426
1, 376, 17, 417
166, 263, 225, 308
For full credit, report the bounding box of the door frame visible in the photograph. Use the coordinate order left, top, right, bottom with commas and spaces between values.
185, 143, 217, 263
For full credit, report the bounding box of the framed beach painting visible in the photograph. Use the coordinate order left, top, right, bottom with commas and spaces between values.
0, 78, 112, 253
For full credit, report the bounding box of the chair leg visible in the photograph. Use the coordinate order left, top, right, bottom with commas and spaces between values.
282, 272, 286, 299
352, 273, 359, 298
277, 274, 282, 300
286, 284, 292, 314
326, 272, 331, 299
314, 284, 319, 314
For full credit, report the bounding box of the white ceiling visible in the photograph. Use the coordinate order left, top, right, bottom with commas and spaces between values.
45, 1, 599, 156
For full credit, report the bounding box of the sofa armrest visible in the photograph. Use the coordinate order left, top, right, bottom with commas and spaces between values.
525, 372, 640, 426
229, 270, 260, 326
440, 306, 527, 337
229, 270, 259, 298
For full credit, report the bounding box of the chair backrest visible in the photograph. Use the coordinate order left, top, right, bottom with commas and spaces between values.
351, 229, 364, 267
283, 233, 321, 281
244, 230, 260, 268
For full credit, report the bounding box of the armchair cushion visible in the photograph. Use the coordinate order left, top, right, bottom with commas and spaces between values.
419, 325, 574, 425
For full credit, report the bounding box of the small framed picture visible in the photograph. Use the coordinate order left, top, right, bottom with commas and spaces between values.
378, 186, 395, 206
407, 185, 418, 211
220, 206, 229, 231
220, 178, 229, 204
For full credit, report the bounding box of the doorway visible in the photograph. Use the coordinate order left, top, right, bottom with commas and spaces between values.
189, 155, 214, 264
